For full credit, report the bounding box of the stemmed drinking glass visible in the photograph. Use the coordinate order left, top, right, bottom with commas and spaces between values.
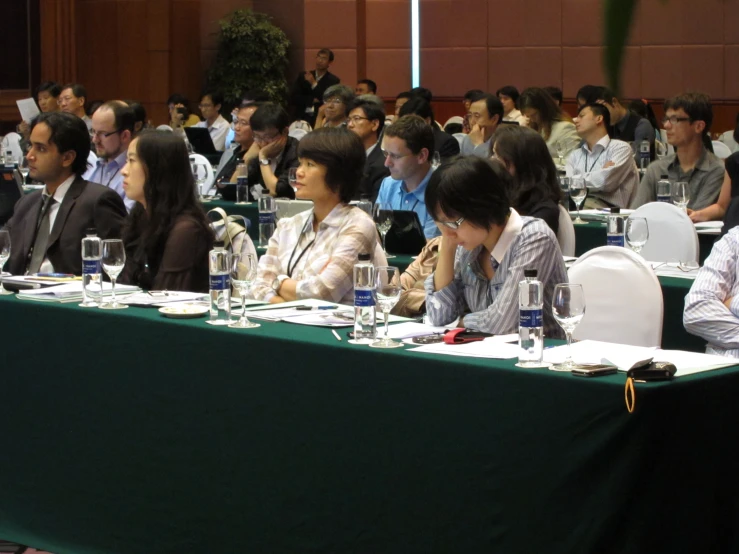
672, 181, 690, 213
0, 230, 12, 295
229, 253, 260, 329
99, 239, 128, 310
570, 177, 587, 224
191, 161, 208, 201
288, 167, 298, 193
373, 201, 395, 259
370, 266, 403, 349
625, 217, 649, 255
430, 151, 441, 171
18, 154, 30, 184
556, 141, 566, 166
551, 283, 586, 371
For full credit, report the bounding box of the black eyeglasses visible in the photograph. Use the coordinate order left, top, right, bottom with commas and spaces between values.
661, 116, 691, 125
90, 129, 119, 139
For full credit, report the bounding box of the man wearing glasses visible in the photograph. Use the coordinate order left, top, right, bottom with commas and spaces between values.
246, 103, 299, 199
632, 92, 724, 210
376, 115, 440, 240
461, 94, 503, 158
214, 104, 260, 184
58, 83, 93, 131
315, 85, 354, 129
85, 101, 136, 211
347, 97, 388, 202
193, 92, 230, 151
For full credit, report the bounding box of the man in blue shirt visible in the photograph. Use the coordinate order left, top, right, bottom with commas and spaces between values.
376, 115, 440, 240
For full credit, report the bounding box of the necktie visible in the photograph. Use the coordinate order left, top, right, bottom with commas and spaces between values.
27, 194, 56, 274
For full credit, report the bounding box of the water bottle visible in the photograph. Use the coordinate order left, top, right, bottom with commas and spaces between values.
353, 253, 377, 343
258, 196, 276, 246
606, 207, 625, 247
639, 140, 650, 171
656, 174, 672, 203
4, 150, 14, 168
79, 228, 102, 307
208, 241, 232, 325
518, 269, 543, 367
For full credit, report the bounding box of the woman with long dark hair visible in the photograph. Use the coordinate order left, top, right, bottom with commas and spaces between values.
120, 131, 214, 291
519, 87, 580, 161
493, 125, 562, 234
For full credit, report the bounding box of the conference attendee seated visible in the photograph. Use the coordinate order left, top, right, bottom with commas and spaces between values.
347, 97, 389, 201
2, 112, 126, 275
399, 96, 460, 160
214, 103, 260, 184
519, 87, 580, 162
684, 227, 739, 357
633, 92, 724, 210
376, 115, 441, 239
461, 93, 502, 158
58, 83, 93, 131
496, 85, 525, 124
167, 93, 200, 128
355, 79, 377, 96
315, 84, 354, 129
688, 153, 735, 223
493, 125, 563, 233
394, 91, 413, 117
126, 100, 148, 136
543, 86, 563, 107
246, 103, 299, 198
86, 100, 137, 211
251, 127, 386, 304
36, 81, 61, 113
575, 84, 602, 110
291, 48, 340, 126
565, 103, 639, 209
629, 99, 663, 143
392, 236, 442, 318
462, 89, 485, 133
119, 131, 214, 292
423, 156, 567, 336
192, 91, 230, 151
595, 87, 655, 158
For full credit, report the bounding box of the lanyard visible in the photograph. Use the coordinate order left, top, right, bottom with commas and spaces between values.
585, 147, 605, 173
286, 213, 317, 278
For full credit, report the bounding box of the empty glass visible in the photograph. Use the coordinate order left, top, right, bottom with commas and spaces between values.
370, 266, 403, 349
625, 217, 649, 254
556, 141, 566, 166
551, 283, 586, 371
431, 151, 441, 171
191, 161, 208, 200
559, 176, 571, 206
288, 167, 298, 193
373, 202, 395, 259
229, 253, 259, 329
99, 239, 128, 310
0, 230, 11, 295
570, 177, 587, 224
672, 181, 690, 213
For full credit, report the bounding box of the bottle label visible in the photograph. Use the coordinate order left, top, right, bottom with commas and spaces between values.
354, 288, 375, 307
259, 212, 275, 225
82, 259, 101, 275
657, 194, 671, 203
210, 274, 231, 291
237, 176, 248, 186
520, 308, 543, 329
607, 234, 625, 247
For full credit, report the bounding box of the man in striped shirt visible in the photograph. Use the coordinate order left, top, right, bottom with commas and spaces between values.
684, 227, 739, 358
565, 103, 640, 209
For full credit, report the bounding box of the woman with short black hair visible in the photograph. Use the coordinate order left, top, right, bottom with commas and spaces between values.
424, 156, 567, 336
251, 127, 386, 304
496, 85, 524, 125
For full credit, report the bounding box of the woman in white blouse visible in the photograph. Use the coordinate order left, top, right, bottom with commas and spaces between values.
251, 127, 386, 304
519, 87, 580, 162
496, 85, 525, 125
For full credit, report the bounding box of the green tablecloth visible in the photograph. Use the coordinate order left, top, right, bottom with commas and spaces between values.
1, 295, 738, 553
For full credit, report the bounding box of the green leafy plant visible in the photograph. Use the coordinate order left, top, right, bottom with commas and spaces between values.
603, 0, 640, 96
206, 9, 290, 107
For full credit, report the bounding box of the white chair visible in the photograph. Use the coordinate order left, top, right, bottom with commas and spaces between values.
444, 116, 464, 129
276, 199, 313, 220
556, 204, 576, 256
289, 120, 312, 133
659, 129, 675, 156
568, 246, 664, 347
718, 130, 739, 153
189, 153, 215, 195
453, 133, 466, 148
288, 128, 308, 141
630, 202, 699, 263
0, 133, 22, 162
712, 140, 732, 159
156, 124, 174, 132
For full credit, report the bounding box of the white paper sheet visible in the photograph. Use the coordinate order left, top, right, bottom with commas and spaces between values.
407, 335, 520, 359
384, 322, 450, 339
16, 98, 40, 122
648, 262, 699, 280
120, 291, 209, 306
18, 281, 139, 298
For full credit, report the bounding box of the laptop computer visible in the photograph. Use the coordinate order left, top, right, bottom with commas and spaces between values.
384, 210, 426, 255
184, 127, 219, 155
0, 167, 23, 226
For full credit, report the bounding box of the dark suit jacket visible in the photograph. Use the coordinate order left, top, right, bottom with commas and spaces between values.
357, 145, 390, 203
292, 70, 341, 126
433, 127, 461, 160
3, 176, 127, 275
247, 136, 300, 199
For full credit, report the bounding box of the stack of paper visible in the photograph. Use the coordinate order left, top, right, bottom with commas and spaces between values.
407, 334, 520, 359
17, 282, 140, 303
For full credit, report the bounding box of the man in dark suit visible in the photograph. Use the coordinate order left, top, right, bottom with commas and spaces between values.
247, 103, 299, 199
347, 97, 389, 202
3, 112, 127, 276
291, 48, 341, 127
399, 96, 460, 161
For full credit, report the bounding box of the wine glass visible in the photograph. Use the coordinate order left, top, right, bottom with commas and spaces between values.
229, 253, 260, 329
191, 162, 208, 201
625, 217, 649, 255
288, 167, 298, 193
570, 177, 587, 224
18, 154, 30, 183
672, 181, 690, 213
430, 151, 441, 171
550, 284, 586, 371
99, 239, 128, 310
556, 141, 566, 166
370, 266, 403, 349
0, 230, 12, 295
559, 176, 571, 207
373, 201, 395, 259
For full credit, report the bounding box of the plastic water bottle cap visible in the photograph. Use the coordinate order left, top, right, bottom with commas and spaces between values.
358, 253, 370, 261
524, 269, 537, 278
610, 207, 621, 214
85, 227, 97, 235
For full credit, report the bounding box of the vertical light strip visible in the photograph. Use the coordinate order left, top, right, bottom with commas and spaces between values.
411, 0, 420, 87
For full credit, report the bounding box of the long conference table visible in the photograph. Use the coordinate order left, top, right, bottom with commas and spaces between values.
1, 294, 739, 553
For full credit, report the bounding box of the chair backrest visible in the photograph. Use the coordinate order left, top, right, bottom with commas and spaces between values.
276, 199, 313, 220
453, 133, 466, 147
156, 124, 173, 132
444, 116, 464, 128
189, 153, 215, 195
719, 130, 739, 153
556, 204, 576, 256
659, 129, 675, 155
568, 246, 664, 347
630, 201, 699, 263
289, 120, 312, 133
712, 140, 732, 159
0, 133, 22, 162
288, 128, 308, 141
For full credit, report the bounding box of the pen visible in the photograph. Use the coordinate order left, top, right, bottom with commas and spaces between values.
295, 305, 338, 311
35, 273, 75, 278
331, 329, 342, 342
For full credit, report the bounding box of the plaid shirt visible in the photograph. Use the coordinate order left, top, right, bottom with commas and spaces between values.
251, 204, 387, 303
